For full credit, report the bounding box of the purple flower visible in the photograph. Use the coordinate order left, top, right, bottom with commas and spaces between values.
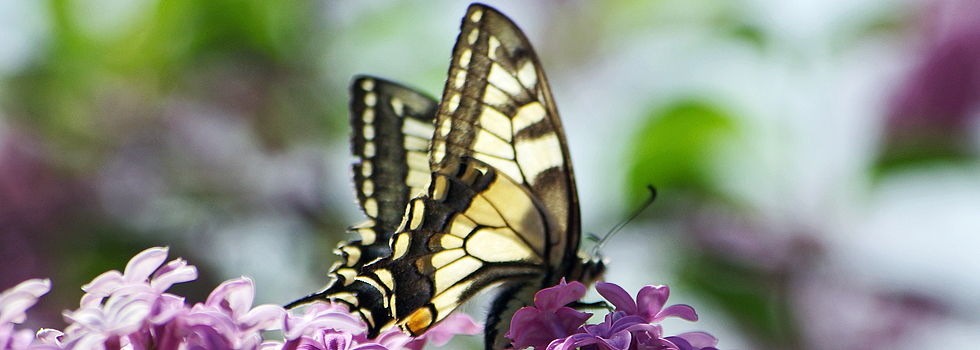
17, 246, 292, 350
1, 279, 51, 350
882, 0, 980, 161
158, 278, 287, 350
1, 246, 712, 350
508, 282, 717, 350
271, 301, 479, 350
409, 313, 481, 348
59, 247, 200, 350
298, 330, 388, 350
281, 302, 365, 341
546, 311, 644, 350
1, 279, 51, 325
595, 283, 697, 324
506, 279, 593, 350
3, 246, 478, 350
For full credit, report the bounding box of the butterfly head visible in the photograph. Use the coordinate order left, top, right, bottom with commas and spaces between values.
570, 254, 605, 287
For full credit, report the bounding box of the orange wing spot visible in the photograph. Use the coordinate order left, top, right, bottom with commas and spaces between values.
401, 307, 436, 336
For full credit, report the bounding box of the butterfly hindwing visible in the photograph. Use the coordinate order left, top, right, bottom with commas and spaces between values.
286, 77, 437, 317
392, 158, 556, 335
351, 76, 439, 236
344, 76, 436, 269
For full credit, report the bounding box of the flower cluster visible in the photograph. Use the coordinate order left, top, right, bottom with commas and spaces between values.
506, 279, 717, 350
0, 247, 480, 350
1, 247, 717, 350
276, 302, 480, 350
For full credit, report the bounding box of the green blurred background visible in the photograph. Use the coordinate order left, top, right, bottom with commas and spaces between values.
2, 1, 979, 349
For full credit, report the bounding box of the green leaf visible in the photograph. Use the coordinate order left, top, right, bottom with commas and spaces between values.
626, 100, 740, 205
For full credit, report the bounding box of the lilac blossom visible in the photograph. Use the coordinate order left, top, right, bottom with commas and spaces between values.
595, 283, 697, 325
0, 247, 480, 350
507, 279, 718, 350
2, 246, 714, 350
883, 0, 980, 159
506, 279, 593, 350
1, 279, 51, 350
269, 303, 480, 350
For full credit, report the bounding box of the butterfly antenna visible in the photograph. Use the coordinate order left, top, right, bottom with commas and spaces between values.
590, 186, 658, 258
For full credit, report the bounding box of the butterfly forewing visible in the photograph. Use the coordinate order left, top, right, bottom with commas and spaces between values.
430, 5, 581, 254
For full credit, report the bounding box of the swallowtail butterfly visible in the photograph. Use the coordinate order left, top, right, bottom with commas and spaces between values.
289, 4, 605, 349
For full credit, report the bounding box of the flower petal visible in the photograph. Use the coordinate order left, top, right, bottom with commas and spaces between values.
319, 330, 352, 350
183, 324, 234, 350
123, 247, 170, 283
596, 282, 636, 315
7, 328, 36, 349
1, 279, 51, 299
350, 345, 389, 350
506, 307, 547, 349
420, 313, 481, 346
150, 259, 198, 293
657, 304, 698, 322
534, 279, 586, 312
37, 328, 65, 346
598, 329, 632, 350
63, 307, 108, 331
282, 303, 366, 340
374, 328, 415, 350
260, 340, 285, 350
0, 292, 41, 324
148, 293, 186, 324
81, 271, 124, 296
241, 304, 288, 332
552, 308, 592, 335
545, 333, 599, 350
673, 331, 717, 348
206, 278, 255, 317
635, 285, 669, 321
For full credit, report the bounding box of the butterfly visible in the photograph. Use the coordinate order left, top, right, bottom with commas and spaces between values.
289, 4, 604, 350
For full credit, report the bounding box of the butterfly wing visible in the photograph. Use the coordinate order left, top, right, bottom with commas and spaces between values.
351, 75, 439, 237
287, 76, 437, 310
427, 5, 601, 349
291, 5, 604, 350
430, 4, 581, 257
395, 158, 564, 335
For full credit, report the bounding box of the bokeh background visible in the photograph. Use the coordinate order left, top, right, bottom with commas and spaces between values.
2, 0, 979, 349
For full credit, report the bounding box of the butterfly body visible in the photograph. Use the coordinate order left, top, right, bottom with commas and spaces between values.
289, 4, 604, 349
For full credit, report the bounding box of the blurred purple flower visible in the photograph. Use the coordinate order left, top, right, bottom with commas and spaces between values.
1, 279, 51, 350
885, 0, 980, 157
1, 247, 479, 350
0, 130, 81, 292
412, 313, 482, 348
507, 280, 717, 350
